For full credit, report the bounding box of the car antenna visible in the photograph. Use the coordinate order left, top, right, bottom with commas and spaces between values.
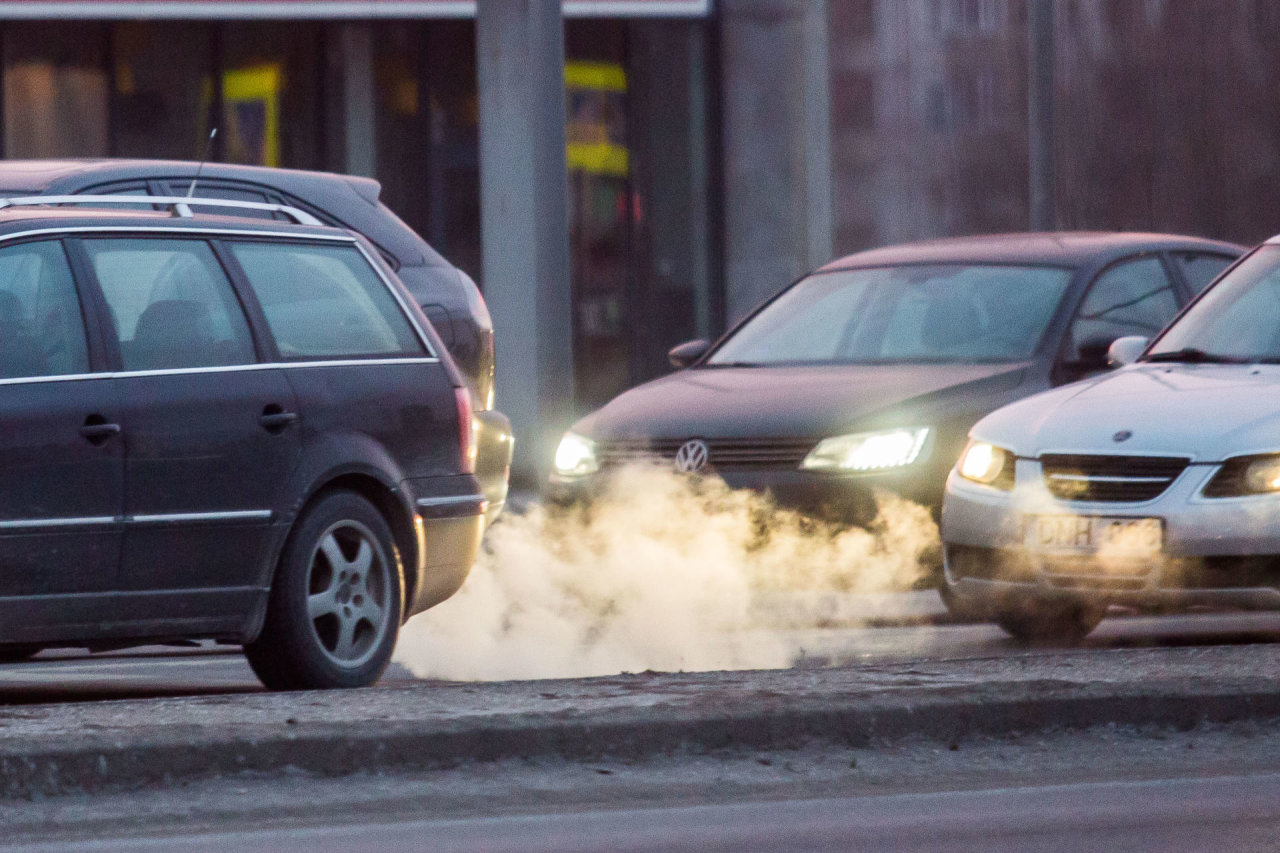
186, 128, 218, 198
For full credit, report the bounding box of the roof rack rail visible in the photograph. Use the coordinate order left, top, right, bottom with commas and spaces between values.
0, 194, 323, 226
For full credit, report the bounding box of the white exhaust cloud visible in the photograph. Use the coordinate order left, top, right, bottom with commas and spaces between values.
394, 465, 939, 681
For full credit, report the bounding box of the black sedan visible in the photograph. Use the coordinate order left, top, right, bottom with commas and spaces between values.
550, 232, 1243, 536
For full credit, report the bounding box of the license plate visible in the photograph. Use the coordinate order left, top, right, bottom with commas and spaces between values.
1025, 515, 1163, 556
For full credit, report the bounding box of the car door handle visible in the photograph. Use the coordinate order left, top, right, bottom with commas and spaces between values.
79, 420, 121, 444
259, 409, 298, 432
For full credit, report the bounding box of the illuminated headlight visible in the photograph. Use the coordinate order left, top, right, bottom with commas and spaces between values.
801, 427, 930, 472
1243, 457, 1280, 493
1205, 454, 1280, 497
553, 432, 599, 477
957, 440, 1013, 488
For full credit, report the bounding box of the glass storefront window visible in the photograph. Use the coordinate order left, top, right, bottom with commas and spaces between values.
0, 14, 719, 422
419, 20, 482, 279
627, 19, 716, 378
565, 20, 632, 410
111, 23, 213, 160
373, 23, 433, 265
3, 23, 109, 158
221, 24, 323, 170
563, 19, 717, 409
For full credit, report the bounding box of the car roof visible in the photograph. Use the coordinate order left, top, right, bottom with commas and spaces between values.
0, 158, 380, 198
817, 232, 1247, 272
0, 159, 447, 268
0, 205, 356, 240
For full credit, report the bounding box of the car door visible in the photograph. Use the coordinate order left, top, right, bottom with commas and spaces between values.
0, 239, 123, 613
223, 237, 459, 480
1054, 255, 1183, 385
73, 236, 301, 614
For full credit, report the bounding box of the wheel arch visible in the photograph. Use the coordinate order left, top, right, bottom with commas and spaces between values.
311, 473, 418, 603
246, 449, 420, 643
292, 473, 418, 617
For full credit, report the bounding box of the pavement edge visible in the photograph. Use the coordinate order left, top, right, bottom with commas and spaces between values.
4, 682, 1279, 799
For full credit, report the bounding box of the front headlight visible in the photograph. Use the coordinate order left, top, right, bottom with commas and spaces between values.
1244, 456, 1280, 493
801, 427, 930, 472
553, 432, 599, 477
957, 440, 1014, 489
1204, 454, 1280, 497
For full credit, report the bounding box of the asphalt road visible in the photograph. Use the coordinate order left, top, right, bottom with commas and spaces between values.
3, 608, 1280, 703
4, 607, 1280, 852
21, 772, 1280, 852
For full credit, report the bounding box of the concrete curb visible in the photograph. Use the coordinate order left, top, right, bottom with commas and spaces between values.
3, 674, 1279, 799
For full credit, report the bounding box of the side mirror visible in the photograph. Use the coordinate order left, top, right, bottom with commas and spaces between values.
1056, 335, 1124, 385
1075, 335, 1118, 369
1106, 336, 1149, 368
668, 339, 711, 369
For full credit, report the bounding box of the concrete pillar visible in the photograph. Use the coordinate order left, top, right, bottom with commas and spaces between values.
802, 1, 835, 270
340, 23, 377, 178
1027, 0, 1055, 230
476, 0, 574, 486
719, 0, 834, 323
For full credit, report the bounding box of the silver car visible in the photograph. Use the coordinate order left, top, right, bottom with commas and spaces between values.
941, 237, 1280, 641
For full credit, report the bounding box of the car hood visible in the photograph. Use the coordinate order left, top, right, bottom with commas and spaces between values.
974, 364, 1280, 462
573, 362, 1029, 440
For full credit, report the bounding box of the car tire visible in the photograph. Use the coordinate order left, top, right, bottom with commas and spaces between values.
0, 645, 42, 663
936, 579, 987, 622
245, 490, 404, 691
993, 598, 1105, 644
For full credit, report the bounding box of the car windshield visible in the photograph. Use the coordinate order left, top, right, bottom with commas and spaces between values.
1146, 245, 1280, 363
706, 264, 1072, 366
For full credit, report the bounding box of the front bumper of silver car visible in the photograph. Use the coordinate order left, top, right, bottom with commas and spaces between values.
940, 458, 1280, 609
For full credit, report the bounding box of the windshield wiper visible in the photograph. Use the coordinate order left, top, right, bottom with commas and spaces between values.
702, 361, 761, 368
1143, 347, 1247, 364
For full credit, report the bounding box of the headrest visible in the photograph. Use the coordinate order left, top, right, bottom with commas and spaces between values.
134, 299, 209, 344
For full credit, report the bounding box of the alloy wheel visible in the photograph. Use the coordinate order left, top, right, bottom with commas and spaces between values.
305, 520, 392, 669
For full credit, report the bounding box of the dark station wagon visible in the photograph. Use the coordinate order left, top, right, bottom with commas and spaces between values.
0, 196, 489, 689
0, 159, 511, 524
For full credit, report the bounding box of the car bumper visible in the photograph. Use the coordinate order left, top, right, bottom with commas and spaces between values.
475, 408, 513, 526
549, 464, 946, 523
403, 480, 487, 619
941, 459, 1280, 608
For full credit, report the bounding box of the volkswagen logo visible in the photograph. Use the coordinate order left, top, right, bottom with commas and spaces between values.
674, 439, 711, 474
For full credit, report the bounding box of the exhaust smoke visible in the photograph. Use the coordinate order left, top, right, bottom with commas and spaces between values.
394, 465, 940, 681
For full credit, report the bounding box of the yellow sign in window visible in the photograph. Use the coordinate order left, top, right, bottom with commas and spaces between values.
565, 61, 628, 178
222, 63, 281, 167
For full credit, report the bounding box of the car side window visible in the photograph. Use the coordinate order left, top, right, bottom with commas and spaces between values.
176, 184, 282, 221
0, 240, 89, 379
1171, 251, 1235, 295
77, 183, 157, 211
229, 241, 425, 359
1065, 257, 1180, 363
83, 239, 256, 371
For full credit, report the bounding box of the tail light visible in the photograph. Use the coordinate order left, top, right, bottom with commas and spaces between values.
455, 387, 477, 474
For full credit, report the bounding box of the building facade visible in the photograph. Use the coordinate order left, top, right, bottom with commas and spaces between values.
0, 1, 724, 419
5, 0, 1280, 468
828, 0, 1280, 250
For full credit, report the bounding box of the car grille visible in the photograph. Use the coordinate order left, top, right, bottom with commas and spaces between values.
1040, 454, 1189, 502
597, 438, 816, 471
